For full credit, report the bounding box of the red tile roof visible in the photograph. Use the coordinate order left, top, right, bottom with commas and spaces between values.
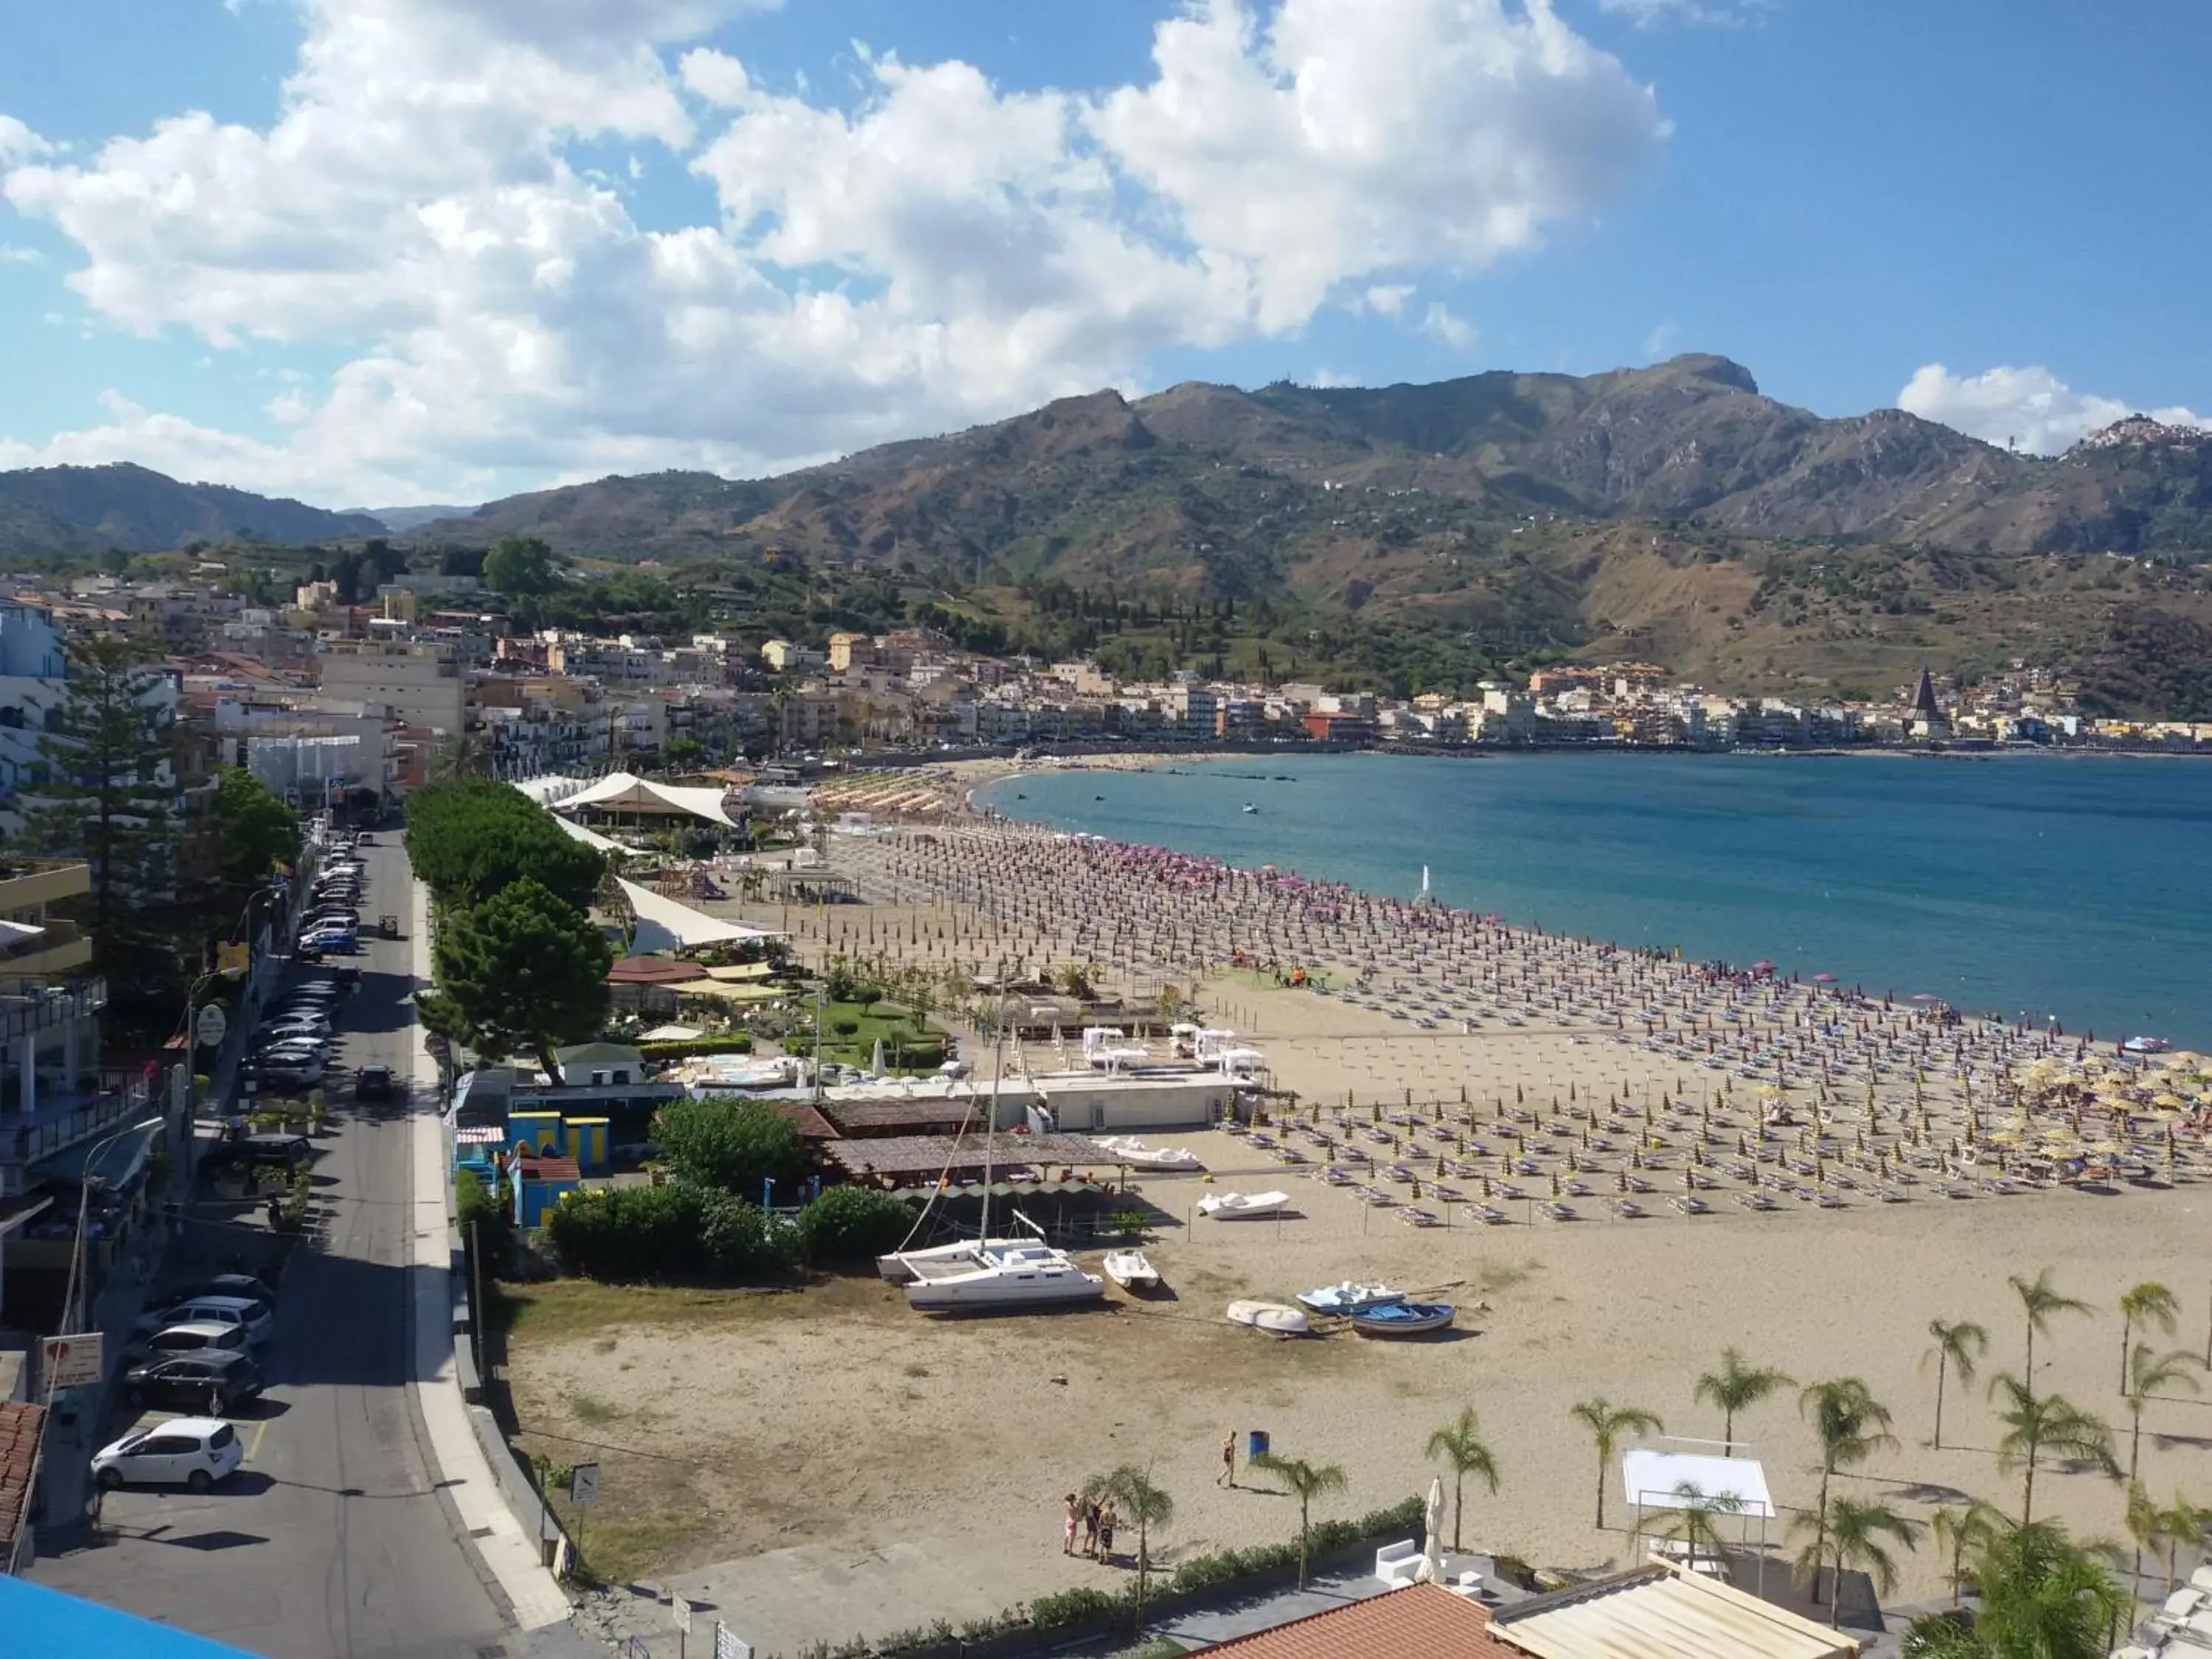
1205, 1583, 1516, 1659
0, 1399, 47, 1557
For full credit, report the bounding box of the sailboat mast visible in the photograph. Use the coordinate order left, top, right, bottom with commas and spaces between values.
980, 979, 1007, 1239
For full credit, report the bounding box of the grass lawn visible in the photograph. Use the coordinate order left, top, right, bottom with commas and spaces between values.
809, 998, 946, 1072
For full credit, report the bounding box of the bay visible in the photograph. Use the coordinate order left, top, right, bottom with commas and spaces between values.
975, 752, 2212, 1048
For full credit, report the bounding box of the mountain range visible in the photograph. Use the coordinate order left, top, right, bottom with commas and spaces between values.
411, 353, 2212, 568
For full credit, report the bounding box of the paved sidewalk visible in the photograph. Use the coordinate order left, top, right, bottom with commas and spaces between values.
406, 870, 577, 1635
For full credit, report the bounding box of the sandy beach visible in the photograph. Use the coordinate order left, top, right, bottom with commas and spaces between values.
512, 804, 2212, 1642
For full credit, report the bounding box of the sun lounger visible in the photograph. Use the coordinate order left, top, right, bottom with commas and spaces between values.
1396, 1206, 1441, 1228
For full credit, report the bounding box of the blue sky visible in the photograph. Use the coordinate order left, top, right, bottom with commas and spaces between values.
0, 0, 2205, 505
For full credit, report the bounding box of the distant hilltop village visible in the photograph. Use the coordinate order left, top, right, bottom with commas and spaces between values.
0, 562, 2205, 819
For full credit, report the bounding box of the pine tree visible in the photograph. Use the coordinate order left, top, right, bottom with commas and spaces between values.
13, 633, 181, 998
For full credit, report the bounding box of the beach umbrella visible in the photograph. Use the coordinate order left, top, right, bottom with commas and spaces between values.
1415, 1475, 1447, 1583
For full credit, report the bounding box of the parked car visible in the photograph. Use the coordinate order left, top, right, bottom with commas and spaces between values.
300, 933, 357, 956
257, 1017, 331, 1040
171, 1272, 275, 1306
131, 1296, 273, 1346
133, 1322, 249, 1360
199, 1134, 311, 1175
92, 1417, 244, 1492
123, 1352, 265, 1413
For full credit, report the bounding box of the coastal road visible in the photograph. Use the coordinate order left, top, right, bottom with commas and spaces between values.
33, 838, 516, 1659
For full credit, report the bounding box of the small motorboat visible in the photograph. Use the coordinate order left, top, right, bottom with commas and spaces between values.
1102, 1249, 1161, 1293
1295, 1281, 1405, 1316
1227, 1299, 1309, 1336
1242, 803, 1258, 814
1093, 1136, 1204, 1171
1350, 1301, 1456, 1339
1197, 1190, 1290, 1220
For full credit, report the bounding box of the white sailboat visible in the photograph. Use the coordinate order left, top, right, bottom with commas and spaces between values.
886, 990, 1103, 1312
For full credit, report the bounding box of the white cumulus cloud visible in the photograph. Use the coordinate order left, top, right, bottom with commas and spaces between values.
1897, 363, 2211, 456
0, 0, 1668, 502
1419, 301, 1477, 350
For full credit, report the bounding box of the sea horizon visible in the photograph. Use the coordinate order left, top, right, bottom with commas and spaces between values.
973, 749, 2212, 1051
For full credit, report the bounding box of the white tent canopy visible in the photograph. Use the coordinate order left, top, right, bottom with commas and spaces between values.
551, 814, 638, 857
618, 877, 780, 953
1621, 1447, 1775, 1517
558, 771, 740, 827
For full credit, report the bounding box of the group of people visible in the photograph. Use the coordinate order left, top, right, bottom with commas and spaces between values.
1060, 1492, 1119, 1562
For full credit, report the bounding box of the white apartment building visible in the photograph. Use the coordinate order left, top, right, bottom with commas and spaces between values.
319, 639, 465, 734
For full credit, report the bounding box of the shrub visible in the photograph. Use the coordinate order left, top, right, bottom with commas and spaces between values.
831, 1018, 860, 1038
456, 1167, 513, 1261
540, 1183, 705, 1280
701, 1190, 796, 1277
796, 1186, 917, 1265
1027, 1585, 1119, 1630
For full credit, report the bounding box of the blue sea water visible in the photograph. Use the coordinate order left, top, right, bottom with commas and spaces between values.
975, 753, 2212, 1048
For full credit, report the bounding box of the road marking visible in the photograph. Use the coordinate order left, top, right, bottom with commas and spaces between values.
246, 1419, 269, 1464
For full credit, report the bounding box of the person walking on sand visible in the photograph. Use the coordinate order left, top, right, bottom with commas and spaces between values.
1099, 1500, 1118, 1564
1219, 1432, 1237, 1488
1062, 1493, 1079, 1556
1082, 1496, 1101, 1558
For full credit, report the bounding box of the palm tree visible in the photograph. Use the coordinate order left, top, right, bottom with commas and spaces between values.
2124, 1344, 2203, 1484
1791, 1498, 1918, 1629
1799, 1378, 1898, 1603
2150, 1489, 2212, 1598
1248, 1452, 1348, 1590
2119, 1281, 2182, 1393
2124, 1481, 2160, 1601
1924, 1318, 1990, 1450
1655, 1481, 1745, 1575
1903, 1519, 2125, 1659
1989, 1374, 2119, 1523
1424, 1406, 1500, 1553
1694, 1349, 1792, 1455
2009, 1267, 2094, 1396
1082, 1464, 1175, 1619
1568, 1398, 1663, 1531
1929, 1501, 2003, 1606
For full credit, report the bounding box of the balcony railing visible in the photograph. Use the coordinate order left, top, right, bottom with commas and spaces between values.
1, 1077, 153, 1171
0, 978, 107, 1041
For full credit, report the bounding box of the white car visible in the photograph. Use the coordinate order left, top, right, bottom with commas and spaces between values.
92, 1417, 244, 1492
133, 1295, 274, 1346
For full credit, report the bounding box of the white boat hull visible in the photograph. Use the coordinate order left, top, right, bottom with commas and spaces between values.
1227, 1299, 1309, 1335
877, 1237, 1028, 1283
1197, 1190, 1290, 1220
1093, 1136, 1204, 1171
901, 1242, 1105, 1311
1102, 1250, 1160, 1291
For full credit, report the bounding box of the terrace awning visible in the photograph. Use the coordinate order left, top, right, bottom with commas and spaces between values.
559, 771, 741, 827
618, 878, 780, 953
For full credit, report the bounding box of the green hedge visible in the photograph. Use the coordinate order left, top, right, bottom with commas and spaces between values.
540, 1182, 795, 1281
796, 1186, 917, 1265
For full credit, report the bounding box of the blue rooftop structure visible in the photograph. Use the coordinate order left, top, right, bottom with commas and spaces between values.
0, 1573, 263, 1658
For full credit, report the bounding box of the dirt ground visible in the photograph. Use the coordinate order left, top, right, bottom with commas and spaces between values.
507, 1158, 2212, 1604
